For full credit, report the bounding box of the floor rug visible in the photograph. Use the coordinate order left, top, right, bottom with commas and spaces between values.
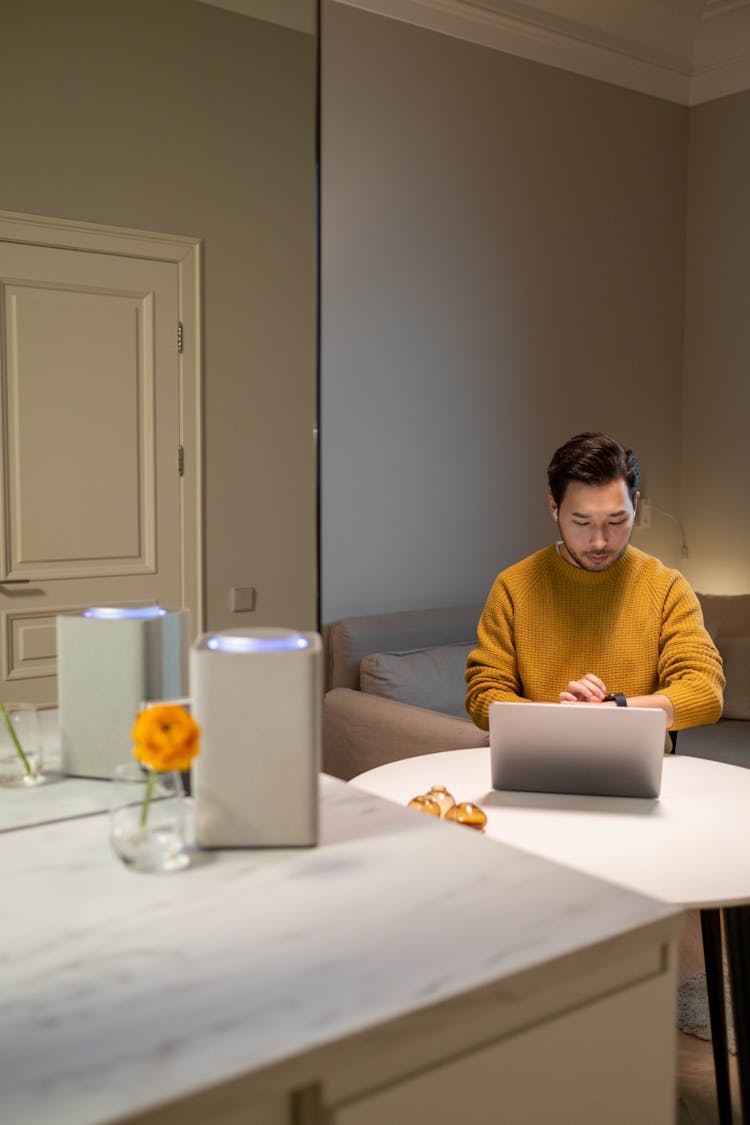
677, 969, 736, 1054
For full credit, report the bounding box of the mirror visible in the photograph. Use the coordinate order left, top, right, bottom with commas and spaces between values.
0, 709, 112, 830
0, 0, 318, 829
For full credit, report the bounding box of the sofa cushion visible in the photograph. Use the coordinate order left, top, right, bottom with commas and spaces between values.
697, 592, 750, 639
677, 719, 749, 767
360, 642, 473, 718
326, 605, 482, 691
717, 635, 750, 721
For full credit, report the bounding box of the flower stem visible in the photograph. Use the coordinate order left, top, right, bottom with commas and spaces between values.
0, 702, 35, 777
140, 768, 157, 828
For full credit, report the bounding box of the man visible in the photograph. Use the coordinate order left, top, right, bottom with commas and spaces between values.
465, 432, 724, 736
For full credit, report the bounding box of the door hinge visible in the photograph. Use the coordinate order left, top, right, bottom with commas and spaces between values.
178, 445, 185, 477
177, 321, 184, 353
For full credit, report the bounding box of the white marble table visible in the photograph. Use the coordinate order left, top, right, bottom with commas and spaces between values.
1, 775, 682, 1125
352, 750, 750, 1125
351, 751, 750, 909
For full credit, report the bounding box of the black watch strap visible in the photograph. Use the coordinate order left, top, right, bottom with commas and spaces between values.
603, 692, 627, 707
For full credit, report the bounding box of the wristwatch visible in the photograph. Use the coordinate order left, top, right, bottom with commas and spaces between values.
603, 692, 627, 707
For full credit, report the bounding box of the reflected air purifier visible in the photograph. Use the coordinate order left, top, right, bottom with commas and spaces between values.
190, 627, 322, 848
57, 606, 190, 779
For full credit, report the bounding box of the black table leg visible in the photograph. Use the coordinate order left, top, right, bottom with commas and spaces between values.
701, 908, 733, 1124
723, 906, 750, 1124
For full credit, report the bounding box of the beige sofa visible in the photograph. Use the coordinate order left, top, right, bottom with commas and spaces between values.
323, 593, 750, 782
323, 604, 487, 780
677, 592, 750, 767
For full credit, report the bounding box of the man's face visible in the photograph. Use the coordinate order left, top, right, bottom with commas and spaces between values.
549, 478, 639, 572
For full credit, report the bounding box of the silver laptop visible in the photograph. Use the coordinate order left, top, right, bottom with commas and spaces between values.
490, 701, 666, 798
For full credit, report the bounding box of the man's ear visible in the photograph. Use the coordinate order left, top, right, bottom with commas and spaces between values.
632, 490, 640, 514
547, 493, 559, 522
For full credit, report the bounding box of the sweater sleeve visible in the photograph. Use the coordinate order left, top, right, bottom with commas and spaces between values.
465, 575, 527, 730
657, 576, 724, 730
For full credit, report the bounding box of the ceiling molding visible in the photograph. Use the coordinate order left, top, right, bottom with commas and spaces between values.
692, 0, 750, 99
333, 0, 750, 104
194, 0, 315, 34
702, 1, 749, 16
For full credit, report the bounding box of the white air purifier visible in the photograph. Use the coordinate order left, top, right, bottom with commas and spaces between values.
57, 606, 190, 779
190, 627, 322, 848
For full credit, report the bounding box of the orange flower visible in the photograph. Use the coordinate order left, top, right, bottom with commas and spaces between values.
132, 704, 200, 772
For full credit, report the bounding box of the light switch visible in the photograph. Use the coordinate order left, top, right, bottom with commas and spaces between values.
230, 586, 257, 612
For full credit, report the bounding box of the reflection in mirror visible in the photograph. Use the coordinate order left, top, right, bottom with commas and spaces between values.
0, 711, 113, 832
0, 0, 319, 828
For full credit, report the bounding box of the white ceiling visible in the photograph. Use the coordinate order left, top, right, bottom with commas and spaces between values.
335, 0, 750, 103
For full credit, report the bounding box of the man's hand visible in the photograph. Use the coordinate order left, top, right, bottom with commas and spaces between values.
559, 673, 609, 704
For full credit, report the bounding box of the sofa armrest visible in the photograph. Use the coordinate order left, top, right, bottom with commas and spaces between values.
323, 687, 488, 781
676, 719, 750, 768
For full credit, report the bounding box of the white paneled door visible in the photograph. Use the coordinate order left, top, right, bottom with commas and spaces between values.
0, 213, 201, 704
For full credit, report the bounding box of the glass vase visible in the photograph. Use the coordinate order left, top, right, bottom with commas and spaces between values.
109, 762, 189, 873
0, 703, 45, 787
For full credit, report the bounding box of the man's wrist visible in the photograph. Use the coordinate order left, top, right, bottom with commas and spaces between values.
603, 692, 628, 707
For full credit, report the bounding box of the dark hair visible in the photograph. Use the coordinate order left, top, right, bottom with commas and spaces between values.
547, 432, 640, 506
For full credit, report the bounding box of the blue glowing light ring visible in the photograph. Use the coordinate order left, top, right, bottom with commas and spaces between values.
206, 634, 310, 654
83, 606, 168, 620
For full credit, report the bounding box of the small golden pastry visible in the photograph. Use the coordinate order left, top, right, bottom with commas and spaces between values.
407, 794, 442, 816
444, 801, 487, 830
424, 784, 456, 817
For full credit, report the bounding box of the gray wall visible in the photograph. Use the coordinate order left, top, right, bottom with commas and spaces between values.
0, 0, 317, 633
321, 2, 688, 623
682, 92, 750, 595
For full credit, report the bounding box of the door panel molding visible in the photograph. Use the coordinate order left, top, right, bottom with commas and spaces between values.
3, 281, 156, 576
4, 607, 63, 681
0, 210, 203, 703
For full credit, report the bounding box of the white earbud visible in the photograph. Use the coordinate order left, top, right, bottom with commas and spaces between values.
553, 509, 559, 521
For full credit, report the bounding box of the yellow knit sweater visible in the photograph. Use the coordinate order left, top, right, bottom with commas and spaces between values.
466, 545, 724, 732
